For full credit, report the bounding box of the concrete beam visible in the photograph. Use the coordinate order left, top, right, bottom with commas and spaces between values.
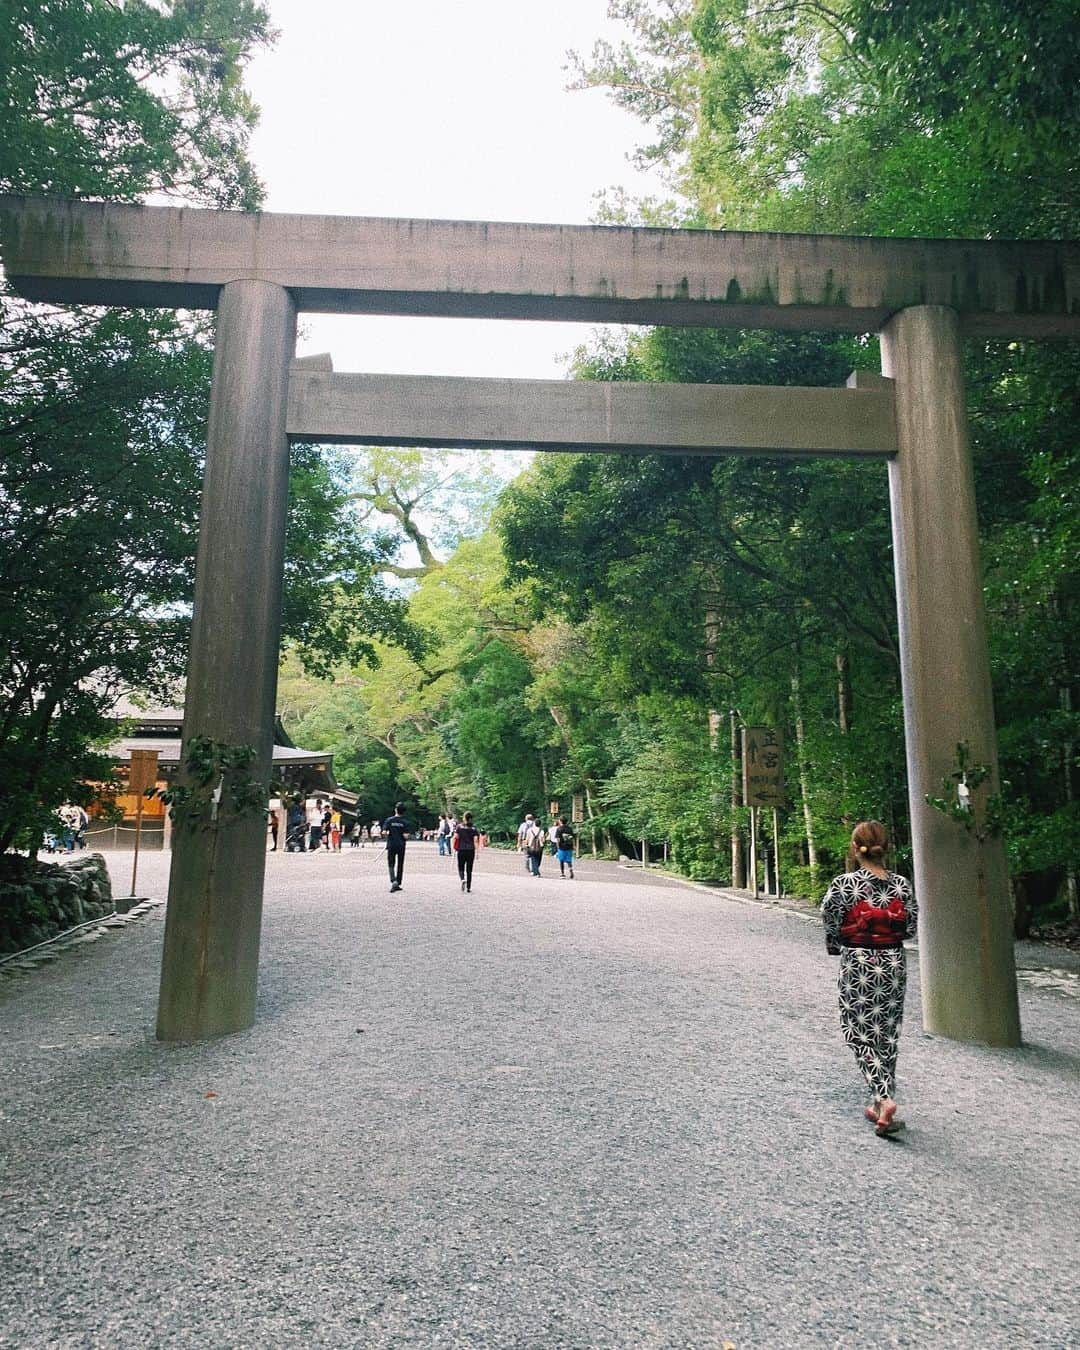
286, 370, 897, 457
2, 195, 1078, 337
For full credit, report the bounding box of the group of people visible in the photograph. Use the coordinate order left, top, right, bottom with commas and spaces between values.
515, 813, 576, 878
434, 813, 486, 856
47, 801, 89, 853
271, 794, 911, 1133
380, 812, 917, 1136
386, 806, 483, 892
277, 796, 350, 853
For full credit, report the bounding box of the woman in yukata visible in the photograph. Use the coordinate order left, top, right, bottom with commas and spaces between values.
821, 820, 918, 1137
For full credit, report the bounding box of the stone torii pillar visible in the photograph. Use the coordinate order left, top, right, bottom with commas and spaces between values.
882, 306, 1020, 1045
156, 280, 296, 1041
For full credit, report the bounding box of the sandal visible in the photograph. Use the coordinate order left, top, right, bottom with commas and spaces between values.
875, 1100, 905, 1137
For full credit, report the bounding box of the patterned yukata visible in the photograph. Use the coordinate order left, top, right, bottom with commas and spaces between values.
821, 868, 918, 1101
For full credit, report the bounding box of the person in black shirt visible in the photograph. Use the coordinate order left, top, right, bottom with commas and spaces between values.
381, 803, 411, 892
453, 811, 482, 892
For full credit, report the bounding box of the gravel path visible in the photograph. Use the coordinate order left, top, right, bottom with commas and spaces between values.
1, 844, 1077, 1348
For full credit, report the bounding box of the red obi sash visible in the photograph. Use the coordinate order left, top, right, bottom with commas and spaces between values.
840, 896, 908, 948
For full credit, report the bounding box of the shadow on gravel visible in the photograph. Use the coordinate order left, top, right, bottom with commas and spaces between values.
1012, 1040, 1080, 1078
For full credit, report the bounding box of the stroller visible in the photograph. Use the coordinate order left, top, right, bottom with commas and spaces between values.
284, 818, 307, 852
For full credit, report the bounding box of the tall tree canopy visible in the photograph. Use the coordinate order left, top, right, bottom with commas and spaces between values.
0, 0, 273, 207
0, 0, 420, 851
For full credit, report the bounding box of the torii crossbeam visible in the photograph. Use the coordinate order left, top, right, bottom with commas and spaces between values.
5, 195, 1077, 1047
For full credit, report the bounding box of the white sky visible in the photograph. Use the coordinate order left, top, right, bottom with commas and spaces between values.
244, 0, 659, 380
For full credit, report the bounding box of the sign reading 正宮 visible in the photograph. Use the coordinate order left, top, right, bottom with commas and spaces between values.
742, 727, 785, 807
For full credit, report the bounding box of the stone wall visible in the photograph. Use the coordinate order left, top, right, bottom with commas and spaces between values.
0, 854, 114, 954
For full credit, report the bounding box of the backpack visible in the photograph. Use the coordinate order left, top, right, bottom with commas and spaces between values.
524, 824, 543, 851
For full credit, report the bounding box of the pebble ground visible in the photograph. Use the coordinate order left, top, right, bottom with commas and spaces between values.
1, 844, 1077, 1349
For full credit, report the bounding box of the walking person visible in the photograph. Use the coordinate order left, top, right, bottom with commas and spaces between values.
821, 820, 918, 1138
553, 817, 576, 879
381, 802, 411, 893
517, 813, 537, 872
521, 815, 545, 877
436, 814, 450, 856
453, 811, 482, 892
329, 806, 342, 852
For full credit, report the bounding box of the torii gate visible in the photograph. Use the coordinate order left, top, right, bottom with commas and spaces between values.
4, 196, 1078, 1048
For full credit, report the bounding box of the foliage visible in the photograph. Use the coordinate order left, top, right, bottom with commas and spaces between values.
0, 0, 273, 208
546, 0, 1080, 923
236, 2, 1077, 927
925, 742, 1005, 843
0, 2, 423, 853
156, 735, 265, 831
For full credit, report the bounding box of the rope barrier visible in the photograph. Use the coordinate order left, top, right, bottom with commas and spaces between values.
0, 898, 165, 969
0, 913, 119, 967
87, 823, 163, 834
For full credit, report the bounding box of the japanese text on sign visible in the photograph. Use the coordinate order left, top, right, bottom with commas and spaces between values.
742, 726, 785, 807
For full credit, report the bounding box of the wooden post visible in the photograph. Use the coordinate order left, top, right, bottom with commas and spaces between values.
772, 808, 781, 896
129, 794, 144, 898
749, 807, 758, 895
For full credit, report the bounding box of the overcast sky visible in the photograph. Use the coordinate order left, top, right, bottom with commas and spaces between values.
244, 0, 659, 380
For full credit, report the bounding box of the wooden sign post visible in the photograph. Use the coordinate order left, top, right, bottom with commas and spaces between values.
128, 749, 159, 897
742, 727, 785, 896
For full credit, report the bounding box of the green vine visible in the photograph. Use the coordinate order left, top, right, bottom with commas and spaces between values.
925, 741, 1004, 843
154, 737, 267, 833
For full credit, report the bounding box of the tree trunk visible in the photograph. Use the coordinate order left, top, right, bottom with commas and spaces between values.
584, 781, 598, 858
791, 667, 819, 886
836, 648, 851, 733
730, 711, 745, 887
704, 608, 731, 878
1061, 683, 1079, 921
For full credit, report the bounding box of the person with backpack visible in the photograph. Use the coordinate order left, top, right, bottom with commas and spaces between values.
517, 813, 537, 871
445, 813, 458, 861
380, 802, 412, 893
521, 815, 545, 877
553, 817, 576, 879
452, 811, 482, 892
821, 820, 918, 1138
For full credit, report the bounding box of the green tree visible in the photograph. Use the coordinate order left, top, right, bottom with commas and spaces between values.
558, 0, 1080, 916
0, 0, 273, 208
0, 0, 425, 854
